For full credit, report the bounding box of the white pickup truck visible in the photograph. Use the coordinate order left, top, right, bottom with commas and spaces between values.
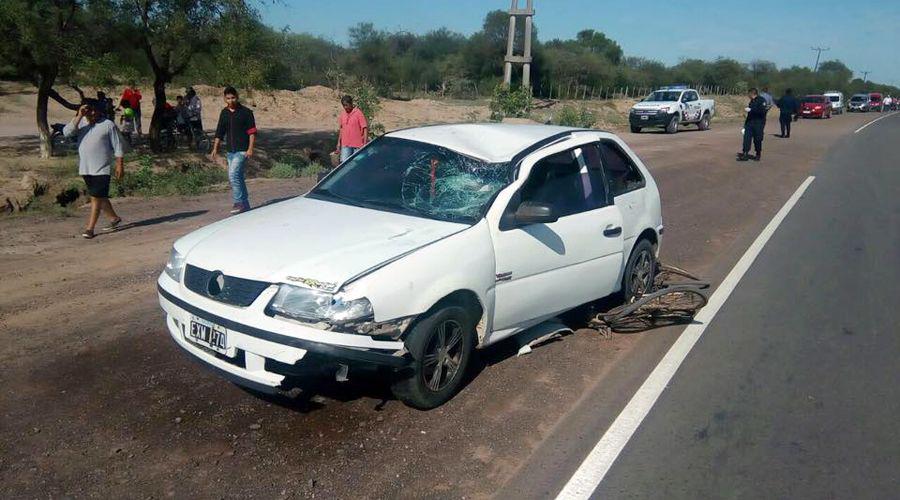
629, 86, 716, 134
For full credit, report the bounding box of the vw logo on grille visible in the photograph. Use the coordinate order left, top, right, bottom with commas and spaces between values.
207, 271, 226, 296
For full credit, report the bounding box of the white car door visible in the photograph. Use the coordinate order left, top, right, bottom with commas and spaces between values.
488, 145, 625, 338
592, 139, 649, 254
681, 91, 701, 122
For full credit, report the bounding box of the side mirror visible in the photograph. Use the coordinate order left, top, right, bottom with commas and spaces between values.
514, 201, 558, 226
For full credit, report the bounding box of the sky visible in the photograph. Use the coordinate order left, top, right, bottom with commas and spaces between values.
260, 0, 900, 87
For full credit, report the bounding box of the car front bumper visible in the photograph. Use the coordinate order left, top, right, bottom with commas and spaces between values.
629, 112, 674, 127
157, 276, 410, 394
801, 109, 827, 117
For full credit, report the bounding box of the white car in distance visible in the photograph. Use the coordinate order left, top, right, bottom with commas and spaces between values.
824, 91, 845, 115
157, 124, 663, 409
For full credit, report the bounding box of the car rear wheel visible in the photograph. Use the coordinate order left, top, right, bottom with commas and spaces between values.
391, 305, 475, 410
666, 115, 679, 134
623, 239, 657, 303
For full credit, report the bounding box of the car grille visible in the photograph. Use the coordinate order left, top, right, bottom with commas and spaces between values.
183, 264, 271, 307
633, 109, 660, 115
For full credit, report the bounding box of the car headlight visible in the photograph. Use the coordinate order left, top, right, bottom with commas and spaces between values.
164, 248, 186, 282
268, 284, 374, 324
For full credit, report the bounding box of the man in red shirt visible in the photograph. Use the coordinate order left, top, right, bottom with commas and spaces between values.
119, 83, 143, 138
335, 95, 368, 162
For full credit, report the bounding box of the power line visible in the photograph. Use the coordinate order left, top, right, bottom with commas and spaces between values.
811, 46, 830, 72
858, 70, 871, 83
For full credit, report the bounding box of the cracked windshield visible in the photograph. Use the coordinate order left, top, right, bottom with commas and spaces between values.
313, 137, 513, 223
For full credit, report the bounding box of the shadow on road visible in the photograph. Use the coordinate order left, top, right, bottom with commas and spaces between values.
115, 210, 208, 232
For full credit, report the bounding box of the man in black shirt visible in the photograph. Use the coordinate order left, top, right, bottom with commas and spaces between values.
211, 86, 257, 214
737, 88, 768, 162
775, 88, 800, 138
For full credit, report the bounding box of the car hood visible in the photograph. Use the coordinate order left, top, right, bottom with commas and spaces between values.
179, 196, 468, 289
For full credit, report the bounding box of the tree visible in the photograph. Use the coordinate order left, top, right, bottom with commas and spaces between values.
576, 29, 623, 65
0, 0, 90, 158
119, 0, 252, 147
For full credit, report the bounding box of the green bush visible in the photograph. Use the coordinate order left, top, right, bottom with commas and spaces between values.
489, 85, 533, 121
114, 162, 227, 197
300, 162, 325, 177
268, 161, 299, 178
554, 105, 596, 128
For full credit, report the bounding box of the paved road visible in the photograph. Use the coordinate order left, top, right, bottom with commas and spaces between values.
573, 114, 900, 498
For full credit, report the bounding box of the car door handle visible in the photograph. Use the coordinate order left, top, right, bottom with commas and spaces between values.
603, 226, 622, 237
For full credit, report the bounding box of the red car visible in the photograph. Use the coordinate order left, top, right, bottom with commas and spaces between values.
800, 95, 833, 119
869, 92, 884, 112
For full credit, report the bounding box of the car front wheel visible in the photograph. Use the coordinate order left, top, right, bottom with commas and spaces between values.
391, 305, 475, 410
666, 115, 679, 134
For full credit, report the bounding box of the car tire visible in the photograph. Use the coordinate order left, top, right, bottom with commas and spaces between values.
391, 305, 476, 410
698, 113, 710, 131
630, 125, 642, 133
622, 239, 657, 303
665, 115, 679, 134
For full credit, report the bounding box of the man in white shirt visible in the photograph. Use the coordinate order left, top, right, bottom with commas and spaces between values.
63, 101, 125, 239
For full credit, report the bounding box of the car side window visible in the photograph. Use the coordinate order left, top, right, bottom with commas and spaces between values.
520, 148, 600, 217
579, 143, 611, 205
598, 140, 644, 197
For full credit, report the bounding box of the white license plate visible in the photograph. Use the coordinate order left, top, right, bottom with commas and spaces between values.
187, 316, 230, 355
640, 115, 649, 120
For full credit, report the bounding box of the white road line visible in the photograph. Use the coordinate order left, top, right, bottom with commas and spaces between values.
854, 111, 898, 134
555, 176, 817, 500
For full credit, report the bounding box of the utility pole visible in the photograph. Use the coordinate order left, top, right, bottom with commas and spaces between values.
811, 46, 830, 72
503, 0, 534, 89
859, 70, 871, 83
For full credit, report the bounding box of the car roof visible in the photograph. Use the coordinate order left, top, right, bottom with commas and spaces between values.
385, 123, 588, 163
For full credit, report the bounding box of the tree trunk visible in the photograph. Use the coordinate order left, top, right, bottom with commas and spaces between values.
37, 83, 53, 159
149, 74, 169, 150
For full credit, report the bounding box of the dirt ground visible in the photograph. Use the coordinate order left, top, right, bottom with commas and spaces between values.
0, 83, 878, 497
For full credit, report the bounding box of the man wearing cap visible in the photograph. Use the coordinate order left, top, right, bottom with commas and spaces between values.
63, 101, 125, 239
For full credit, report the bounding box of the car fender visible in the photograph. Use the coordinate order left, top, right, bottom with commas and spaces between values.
341, 220, 496, 342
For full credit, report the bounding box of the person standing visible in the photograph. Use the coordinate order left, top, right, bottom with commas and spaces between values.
211, 86, 257, 215
335, 95, 368, 162
63, 101, 125, 238
119, 82, 142, 138
760, 86, 775, 110
185, 87, 204, 149
775, 88, 800, 138
737, 88, 768, 162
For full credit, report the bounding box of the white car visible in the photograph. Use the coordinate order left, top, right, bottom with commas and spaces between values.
629, 86, 716, 134
157, 124, 663, 409
824, 91, 844, 115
